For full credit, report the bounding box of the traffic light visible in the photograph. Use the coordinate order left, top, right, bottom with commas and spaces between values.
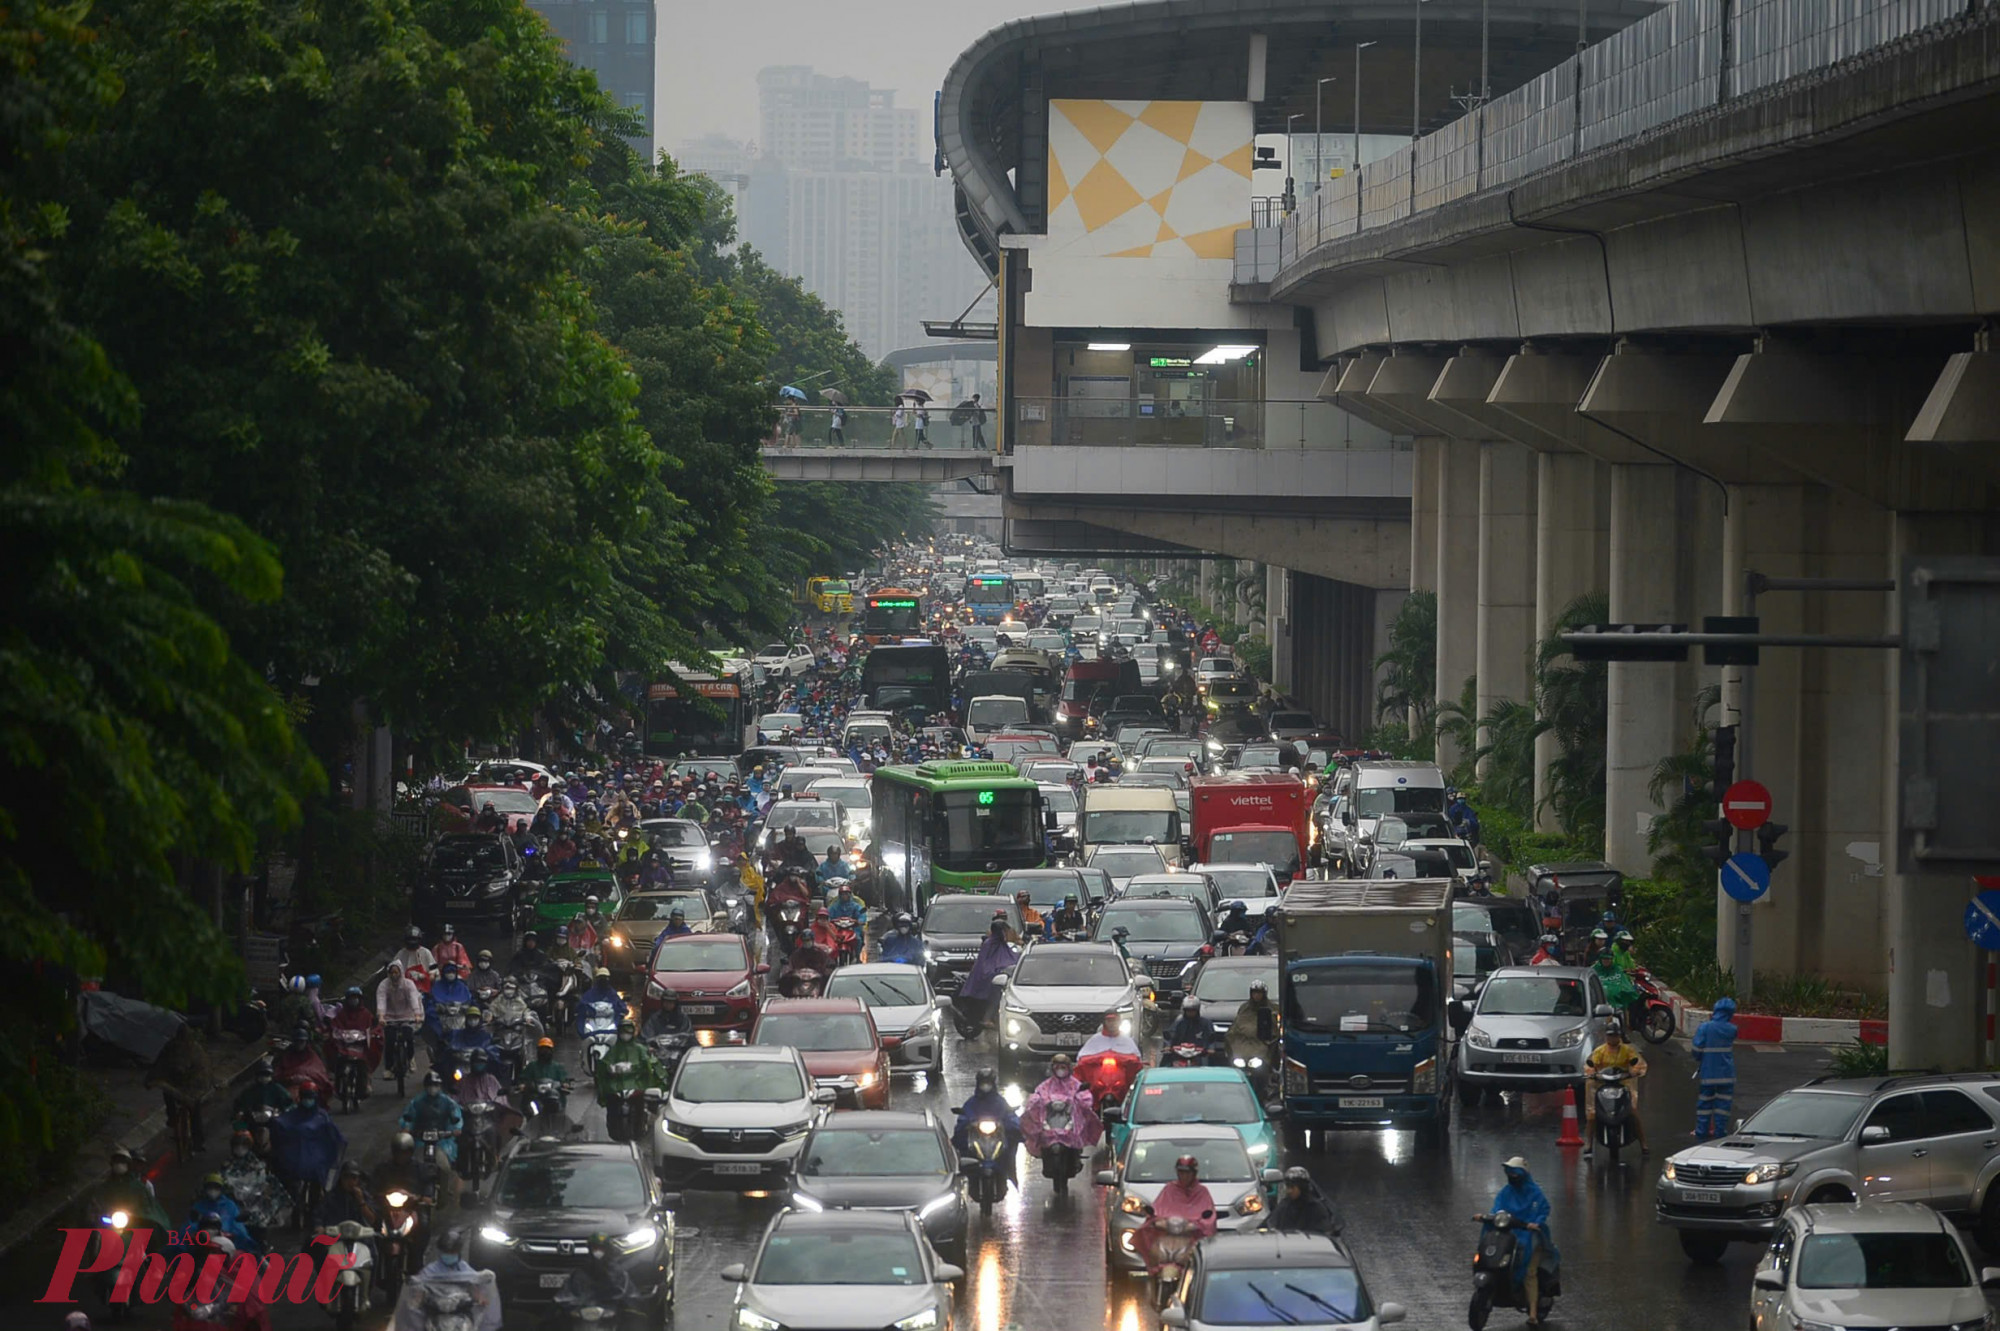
1757, 821, 1789, 872
1700, 725, 1738, 868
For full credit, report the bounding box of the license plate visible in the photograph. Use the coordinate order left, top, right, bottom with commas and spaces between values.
1503, 1052, 1542, 1064
539, 1274, 569, 1289
1339, 1096, 1384, 1109
1681, 1189, 1724, 1205
683, 1004, 718, 1015
445, 900, 477, 910
1048, 1032, 1085, 1047
713, 1162, 762, 1176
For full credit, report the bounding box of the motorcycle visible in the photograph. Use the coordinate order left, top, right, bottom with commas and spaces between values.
958, 1114, 1012, 1215
1162, 1041, 1217, 1070
1034, 1096, 1085, 1196
780, 965, 825, 999
1229, 1041, 1278, 1098
330, 1028, 371, 1114
1135, 1214, 1199, 1312
1469, 1211, 1559, 1330
773, 899, 807, 955
173, 1287, 267, 1331
488, 1015, 533, 1087
577, 1002, 620, 1075
1628, 968, 1678, 1045
1076, 1051, 1142, 1118
457, 1100, 504, 1192
429, 1002, 472, 1075
377, 1186, 427, 1302
648, 1031, 695, 1083
317, 1221, 374, 1331
383, 1023, 420, 1098
948, 993, 989, 1042
468, 969, 503, 1008
239, 1105, 280, 1161
832, 916, 863, 967
1590, 1065, 1639, 1163
89, 1205, 142, 1323
404, 1276, 494, 1331
601, 1068, 653, 1144
524, 1077, 572, 1139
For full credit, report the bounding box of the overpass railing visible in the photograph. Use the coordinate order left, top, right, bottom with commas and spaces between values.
1010, 398, 1407, 451
1269, 0, 1971, 270
766, 405, 991, 451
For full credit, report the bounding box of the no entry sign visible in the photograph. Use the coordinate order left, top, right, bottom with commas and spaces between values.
1723, 779, 1773, 830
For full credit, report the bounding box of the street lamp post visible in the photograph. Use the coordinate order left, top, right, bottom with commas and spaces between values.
1315, 76, 1337, 192
1414, 0, 1427, 140
1284, 112, 1302, 214
1353, 41, 1377, 174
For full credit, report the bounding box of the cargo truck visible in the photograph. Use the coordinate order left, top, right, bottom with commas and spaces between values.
1189, 771, 1309, 883
1276, 878, 1456, 1143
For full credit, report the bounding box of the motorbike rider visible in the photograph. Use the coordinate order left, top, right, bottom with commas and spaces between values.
816, 845, 848, 886
518, 1037, 572, 1104
1528, 934, 1565, 966
1047, 893, 1087, 938
785, 924, 838, 996
399, 1071, 466, 1166
431, 924, 472, 978
1581, 1021, 1649, 1157
145, 1024, 215, 1156
952, 1068, 1023, 1180
467, 948, 502, 999
770, 824, 816, 873
313, 1160, 381, 1230
1611, 929, 1641, 974
88, 1146, 171, 1235
484, 976, 543, 1051
269, 1085, 345, 1209
574, 967, 628, 1036
233, 1057, 294, 1120
1136, 1154, 1220, 1270
595, 1018, 669, 1103
1164, 996, 1215, 1055
506, 930, 561, 995
424, 960, 475, 1031
954, 915, 1018, 1039
1009, 890, 1047, 941
1581, 927, 1611, 969
570, 896, 608, 956
1224, 980, 1279, 1068
555, 1232, 641, 1318
1019, 1053, 1102, 1182
1483, 1157, 1557, 1327
220, 1131, 284, 1237
658, 907, 694, 940
375, 962, 425, 1081
452, 1048, 507, 1109
1590, 947, 1641, 1015
272, 1023, 335, 1101
392, 926, 437, 992
325, 986, 383, 1094
640, 992, 694, 1040
808, 905, 842, 956
1079, 1010, 1143, 1061
394, 1227, 502, 1331
187, 1172, 261, 1256
1247, 905, 1281, 956
877, 912, 924, 966
828, 879, 868, 926
1267, 1165, 1343, 1237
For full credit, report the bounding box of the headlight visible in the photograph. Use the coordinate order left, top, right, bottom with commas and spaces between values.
106, 1211, 129, 1230
1119, 1192, 1148, 1214
976, 1119, 999, 1135
616, 1224, 659, 1252
477, 1224, 514, 1246
1247, 1142, 1270, 1158
726, 979, 752, 998
1411, 1056, 1438, 1096
918, 1191, 957, 1219
1005, 1018, 1028, 1039
736, 1310, 781, 1331
1282, 1058, 1308, 1095
384, 1191, 410, 1209
790, 1192, 823, 1212
607, 935, 625, 948
857, 1070, 877, 1089
1795, 1322, 1840, 1331
1466, 1027, 1495, 1049
1118, 1008, 1137, 1037
1002, 997, 1029, 1015
647, 980, 666, 999
692, 849, 713, 869
662, 1120, 693, 1141
894, 1309, 942, 1331
1555, 1026, 1586, 1049
1662, 1161, 1677, 1181
780, 1119, 812, 1138
1237, 1192, 1265, 1215
1741, 1162, 1799, 1186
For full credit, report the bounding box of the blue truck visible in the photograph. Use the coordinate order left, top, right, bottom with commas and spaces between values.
1276, 878, 1456, 1144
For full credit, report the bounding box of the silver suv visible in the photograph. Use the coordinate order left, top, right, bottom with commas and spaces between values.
995, 940, 1143, 1084
1659, 1072, 2000, 1265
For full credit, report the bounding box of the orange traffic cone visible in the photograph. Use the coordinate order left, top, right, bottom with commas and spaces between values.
1557, 1084, 1585, 1147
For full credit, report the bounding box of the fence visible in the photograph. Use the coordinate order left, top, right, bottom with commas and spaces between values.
1270, 0, 1982, 276
765, 404, 991, 451
1009, 397, 1408, 450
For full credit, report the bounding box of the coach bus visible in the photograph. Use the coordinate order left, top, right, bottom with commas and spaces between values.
642, 661, 753, 757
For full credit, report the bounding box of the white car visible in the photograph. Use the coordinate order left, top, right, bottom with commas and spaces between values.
822, 963, 946, 1075
1401, 835, 1482, 884
752, 641, 816, 679
964, 693, 1031, 743
996, 940, 1144, 1082
654, 1044, 832, 1192
1750, 1202, 1999, 1331
756, 711, 804, 742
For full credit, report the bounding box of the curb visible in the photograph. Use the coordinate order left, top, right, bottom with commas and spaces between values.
1667, 986, 1888, 1046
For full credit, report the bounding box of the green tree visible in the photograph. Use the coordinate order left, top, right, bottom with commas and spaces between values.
1373, 590, 1438, 736
1535, 591, 1610, 841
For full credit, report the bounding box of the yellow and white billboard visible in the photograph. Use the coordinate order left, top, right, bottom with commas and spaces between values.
1045, 99, 1254, 261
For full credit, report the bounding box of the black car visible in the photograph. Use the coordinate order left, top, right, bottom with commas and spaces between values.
1092, 897, 1215, 1003
788, 1109, 969, 1264
997, 868, 1099, 927
414, 833, 526, 932
920, 894, 1026, 995
469, 1138, 679, 1319
1453, 898, 1542, 959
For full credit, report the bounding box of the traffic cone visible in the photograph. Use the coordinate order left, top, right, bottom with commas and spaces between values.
1557, 1084, 1585, 1147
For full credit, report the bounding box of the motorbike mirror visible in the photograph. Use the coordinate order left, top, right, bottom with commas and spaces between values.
1752, 1270, 1784, 1291
1094, 1170, 1118, 1187
658, 1192, 683, 1210
643, 1087, 664, 1104
1160, 1311, 1189, 1329
755, 963, 772, 975
1101, 1104, 1123, 1123
934, 1263, 965, 1283
1981, 1267, 2000, 1288
720, 1263, 748, 1283
949, 1104, 964, 1116
1378, 1303, 1407, 1325
811, 1087, 838, 1106
1593, 1004, 1613, 1018
1260, 1168, 1284, 1186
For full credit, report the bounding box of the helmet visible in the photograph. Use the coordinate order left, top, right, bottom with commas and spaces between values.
254, 1057, 275, 1078
585, 894, 600, 908
1591, 928, 1608, 941
392, 1132, 416, 1154
1615, 930, 1634, 944
202, 1171, 225, 1188
405, 926, 422, 944
1181, 996, 1201, 1013
669, 908, 686, 921
1248, 980, 1268, 996
619, 1019, 637, 1037
894, 913, 914, 930
974, 1068, 998, 1093
537, 1036, 556, 1050
477, 949, 493, 963
1539, 933, 1559, 945
1049, 1052, 1073, 1071
435, 1228, 465, 1256
588, 1230, 612, 1257
423, 1071, 443, 1090
1174, 1154, 1199, 1173
1284, 1165, 1311, 1185
595, 967, 611, 980
287, 975, 307, 995
344, 985, 363, 1000
470, 1047, 489, 1064
441, 923, 456, 938
1263, 904, 1280, 919
339, 1161, 362, 1178
521, 930, 540, 946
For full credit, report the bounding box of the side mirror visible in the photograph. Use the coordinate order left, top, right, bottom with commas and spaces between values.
1449, 1000, 1472, 1033
934, 995, 951, 1009
1094, 1170, 1118, 1187
1101, 1104, 1124, 1123
1260, 1168, 1283, 1185
1752, 1269, 1784, 1291
643, 1087, 665, 1104
934, 1262, 965, 1283
1160, 1309, 1189, 1329
755, 963, 771, 975
1980, 1266, 2000, 1287
1263, 1101, 1286, 1118
1860, 1124, 1891, 1144
657, 1191, 683, 1209
1378, 1303, 1407, 1325
1593, 1004, 1613, 1018
950, 1104, 965, 1116
720, 1263, 748, 1283
812, 1087, 838, 1106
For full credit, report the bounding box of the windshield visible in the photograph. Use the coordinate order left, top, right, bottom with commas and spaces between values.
1084, 810, 1177, 844
1090, 848, 1167, 878
618, 894, 709, 922
1454, 941, 1508, 979
673, 1059, 805, 1104
652, 939, 748, 972
542, 876, 613, 903
1738, 1091, 1867, 1139
1477, 975, 1588, 1017
1130, 1078, 1260, 1126
1039, 788, 1077, 813
1427, 842, 1477, 869
1127, 877, 1205, 903
824, 971, 930, 1007
770, 803, 838, 829
1003, 874, 1085, 909
755, 1014, 875, 1052
1208, 831, 1300, 875
968, 698, 1029, 727
1285, 962, 1436, 1034
433, 837, 508, 869
495, 1158, 647, 1210
1354, 786, 1445, 817
760, 713, 803, 731
1193, 966, 1278, 1007
640, 823, 703, 847
1099, 905, 1207, 944
800, 1130, 950, 1179
754, 1230, 926, 1286
809, 782, 871, 808
924, 901, 1017, 935
1795, 1231, 1971, 1289
1203, 868, 1279, 900
471, 789, 539, 814
934, 790, 1041, 866
1013, 952, 1131, 987
1126, 1136, 1254, 1183
1194, 1268, 1370, 1326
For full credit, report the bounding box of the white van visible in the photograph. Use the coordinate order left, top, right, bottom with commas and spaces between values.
1332, 759, 1450, 849
1078, 785, 1184, 866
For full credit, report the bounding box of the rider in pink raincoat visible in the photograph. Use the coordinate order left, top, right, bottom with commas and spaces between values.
1019, 1053, 1103, 1160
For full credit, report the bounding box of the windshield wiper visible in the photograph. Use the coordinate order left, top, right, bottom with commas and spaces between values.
1243, 1281, 1302, 1325
1281, 1283, 1352, 1319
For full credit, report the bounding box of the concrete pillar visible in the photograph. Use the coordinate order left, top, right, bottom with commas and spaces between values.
1268, 565, 1294, 695
1434, 439, 1482, 771
1533, 452, 1608, 830
1477, 442, 1538, 777
1605, 464, 1680, 873
1411, 438, 1441, 593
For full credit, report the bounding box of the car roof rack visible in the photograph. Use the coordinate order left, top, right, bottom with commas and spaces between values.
1801, 1067, 1948, 1090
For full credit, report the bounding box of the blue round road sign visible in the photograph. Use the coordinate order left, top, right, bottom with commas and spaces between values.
1722, 852, 1771, 903
1964, 890, 2000, 951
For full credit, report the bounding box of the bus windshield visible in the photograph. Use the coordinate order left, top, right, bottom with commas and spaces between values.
964, 576, 1015, 607
933, 789, 1041, 868
864, 595, 922, 637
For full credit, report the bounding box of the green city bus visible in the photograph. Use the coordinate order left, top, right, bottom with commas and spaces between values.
870, 761, 1047, 911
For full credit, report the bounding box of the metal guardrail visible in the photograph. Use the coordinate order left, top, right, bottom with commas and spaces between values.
1010, 397, 1408, 450
1267, 0, 1978, 275
765, 405, 992, 451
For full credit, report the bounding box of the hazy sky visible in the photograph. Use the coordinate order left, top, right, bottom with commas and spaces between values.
657, 0, 1056, 149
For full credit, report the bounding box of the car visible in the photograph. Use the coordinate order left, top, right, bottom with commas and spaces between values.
822, 964, 947, 1076
469, 1137, 678, 1321
757, 711, 806, 742
964, 693, 1034, 744
1123, 871, 1221, 917
753, 641, 817, 679
1036, 783, 1081, 849
804, 778, 873, 844
1139, 735, 1207, 767
1748, 1202, 1999, 1331
1135, 659, 1163, 687
1021, 758, 1077, 784
604, 889, 724, 982
1093, 897, 1216, 1003
721, 1208, 962, 1331
920, 894, 1026, 996
750, 997, 892, 1110
529, 867, 622, 932
635, 817, 719, 886
670, 755, 740, 784
1178, 955, 1282, 1044
1451, 930, 1518, 1002
1265, 711, 1319, 743
439, 783, 543, 835
413, 832, 527, 932
1194, 657, 1238, 690
1112, 723, 1171, 758
1105, 1065, 1283, 1164
1168, 1230, 1406, 1329
1452, 898, 1543, 959
1659, 1071, 2000, 1263
787, 1110, 970, 1264
643, 932, 768, 1033
1084, 843, 1172, 896
995, 940, 1145, 1082
983, 732, 1062, 765
1403, 835, 1482, 885
1454, 965, 1615, 1104
774, 765, 844, 799
1190, 862, 1283, 921
1234, 741, 1304, 772
654, 1044, 831, 1191
999, 866, 1099, 924
1099, 1123, 1281, 1272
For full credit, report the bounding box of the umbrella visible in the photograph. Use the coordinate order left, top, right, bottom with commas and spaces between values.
819, 388, 849, 405
898, 388, 933, 404
777, 385, 808, 402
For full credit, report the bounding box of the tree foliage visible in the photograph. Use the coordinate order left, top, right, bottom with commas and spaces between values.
1535, 591, 1611, 842
1373, 590, 1438, 735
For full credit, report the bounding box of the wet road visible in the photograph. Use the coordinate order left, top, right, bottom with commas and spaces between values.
12, 913, 1846, 1330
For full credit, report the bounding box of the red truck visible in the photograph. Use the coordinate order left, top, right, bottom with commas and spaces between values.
1189, 771, 1309, 883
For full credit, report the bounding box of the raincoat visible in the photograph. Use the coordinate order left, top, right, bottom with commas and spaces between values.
424, 975, 476, 1039
959, 933, 1019, 1002
1691, 997, 1740, 1138
1224, 999, 1280, 1065
1078, 1029, 1142, 1060
1591, 956, 1640, 1010
573, 981, 627, 1036
272, 1045, 334, 1101
393, 1260, 502, 1331
399, 1090, 465, 1164
1134, 1178, 1219, 1268
1020, 1074, 1101, 1155
878, 930, 924, 965
377, 965, 425, 1028
595, 1038, 669, 1101
1489, 1168, 1559, 1284
187, 1189, 260, 1254
268, 1102, 346, 1188
326, 1003, 382, 1071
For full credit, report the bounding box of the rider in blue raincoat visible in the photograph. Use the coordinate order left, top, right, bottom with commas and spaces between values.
1691, 996, 1740, 1140
187, 1172, 261, 1254
400, 1070, 467, 1164
877, 913, 924, 965
269, 1087, 346, 1195
574, 968, 628, 1038
424, 961, 476, 1039
952, 1068, 1023, 1181
1487, 1156, 1559, 1324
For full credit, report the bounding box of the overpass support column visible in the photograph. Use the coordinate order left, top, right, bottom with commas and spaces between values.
1268, 565, 1294, 695
1436, 439, 1481, 770
1477, 442, 1537, 779
1606, 464, 1681, 873
1534, 453, 1608, 830
1411, 440, 1441, 593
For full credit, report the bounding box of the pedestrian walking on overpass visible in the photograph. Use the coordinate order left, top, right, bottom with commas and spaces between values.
891, 401, 909, 448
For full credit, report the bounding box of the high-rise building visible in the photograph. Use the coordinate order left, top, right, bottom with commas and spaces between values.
526, 1, 657, 157
756, 66, 919, 172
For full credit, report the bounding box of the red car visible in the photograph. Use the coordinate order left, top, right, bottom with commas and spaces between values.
750, 998, 892, 1110
643, 934, 767, 1033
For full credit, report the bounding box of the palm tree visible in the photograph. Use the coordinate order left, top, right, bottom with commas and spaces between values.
1433, 674, 1480, 788
1475, 698, 1544, 822
1535, 591, 1610, 842
1647, 684, 1722, 892
1373, 591, 1438, 737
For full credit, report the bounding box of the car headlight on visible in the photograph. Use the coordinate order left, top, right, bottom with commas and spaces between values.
1411, 1056, 1438, 1096
616, 1224, 659, 1252
1005, 1018, 1028, 1039
477, 1224, 514, 1246
918, 1191, 957, 1219
1237, 1192, 1265, 1215
1119, 1191, 1148, 1214
893, 1309, 942, 1331
1465, 1027, 1495, 1049
726, 979, 752, 998
1662, 1160, 1677, 1181
607, 935, 625, 949
1741, 1161, 1799, 1186
1555, 1026, 1586, 1049
692, 849, 713, 869
1118, 1008, 1138, 1038
857, 1070, 877, 1089
789, 1192, 823, 1212
1246, 1142, 1270, 1158
736, 1310, 781, 1331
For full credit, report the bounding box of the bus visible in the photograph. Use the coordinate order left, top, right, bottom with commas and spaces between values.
859, 642, 951, 718
808, 576, 853, 615
963, 572, 1017, 624
642, 661, 754, 757
862, 588, 925, 643
870, 760, 1047, 909
1012, 572, 1046, 602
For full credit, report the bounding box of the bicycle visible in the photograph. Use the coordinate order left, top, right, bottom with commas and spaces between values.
162, 1088, 197, 1164
384, 1022, 419, 1098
